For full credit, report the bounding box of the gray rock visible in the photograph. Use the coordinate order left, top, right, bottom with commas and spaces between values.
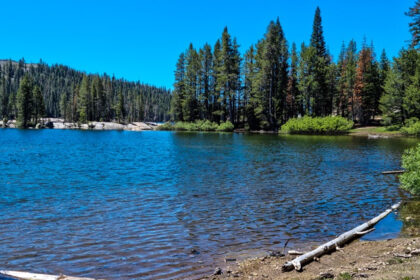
319, 272, 334, 279
213, 267, 222, 275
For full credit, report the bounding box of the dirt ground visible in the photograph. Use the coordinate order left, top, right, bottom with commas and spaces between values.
204, 237, 420, 280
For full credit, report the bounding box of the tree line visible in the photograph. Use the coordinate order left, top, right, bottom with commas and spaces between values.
0, 59, 172, 127
170, 5, 420, 130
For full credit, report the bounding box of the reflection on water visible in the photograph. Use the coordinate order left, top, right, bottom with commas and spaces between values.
0, 129, 419, 279
399, 198, 420, 237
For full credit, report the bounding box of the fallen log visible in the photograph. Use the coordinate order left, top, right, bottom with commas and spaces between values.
0, 270, 102, 280
282, 202, 401, 272
381, 170, 405, 175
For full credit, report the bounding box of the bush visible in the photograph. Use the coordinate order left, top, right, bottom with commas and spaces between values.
281, 116, 354, 135
400, 118, 420, 136
200, 120, 219, 131
400, 143, 420, 195
216, 121, 234, 132
157, 120, 233, 132
156, 122, 174, 130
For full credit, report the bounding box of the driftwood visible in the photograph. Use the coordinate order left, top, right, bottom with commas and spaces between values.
381, 170, 405, 175
282, 202, 401, 272
288, 250, 304, 255
0, 271, 102, 280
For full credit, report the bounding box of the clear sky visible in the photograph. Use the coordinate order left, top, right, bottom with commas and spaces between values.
0, 0, 413, 89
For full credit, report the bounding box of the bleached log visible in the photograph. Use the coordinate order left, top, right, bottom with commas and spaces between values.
282, 202, 401, 272
381, 170, 405, 175
288, 250, 304, 255
0, 271, 102, 280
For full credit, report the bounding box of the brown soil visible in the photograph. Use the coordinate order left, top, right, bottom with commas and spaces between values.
204, 237, 420, 280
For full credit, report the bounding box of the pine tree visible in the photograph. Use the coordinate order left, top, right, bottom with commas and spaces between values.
243, 45, 258, 129
199, 43, 213, 120
353, 44, 381, 124
310, 7, 331, 116
212, 39, 223, 122
16, 75, 33, 128
219, 27, 241, 124
0, 77, 8, 121
171, 53, 185, 121
402, 50, 420, 119
32, 85, 45, 124
78, 75, 90, 123
380, 65, 405, 125
337, 40, 358, 118
297, 43, 317, 116
116, 90, 125, 123
252, 19, 288, 129
286, 42, 299, 119
183, 43, 200, 121
406, 0, 420, 49
380, 48, 418, 124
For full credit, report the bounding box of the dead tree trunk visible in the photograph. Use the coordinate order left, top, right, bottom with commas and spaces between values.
282, 202, 401, 272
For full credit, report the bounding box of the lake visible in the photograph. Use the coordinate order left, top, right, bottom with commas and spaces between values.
0, 129, 418, 279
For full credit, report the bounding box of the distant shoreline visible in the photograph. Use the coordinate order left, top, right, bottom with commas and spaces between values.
0, 120, 410, 138
0, 118, 161, 132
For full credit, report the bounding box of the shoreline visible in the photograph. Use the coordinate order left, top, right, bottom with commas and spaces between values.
207, 199, 420, 279
207, 237, 420, 280
0, 121, 412, 139
0, 118, 160, 132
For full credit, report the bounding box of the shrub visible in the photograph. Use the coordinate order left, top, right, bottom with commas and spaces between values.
400, 118, 420, 136
400, 143, 420, 195
174, 122, 193, 131
281, 116, 353, 135
157, 120, 232, 132
200, 120, 219, 131
216, 121, 234, 132
156, 122, 174, 130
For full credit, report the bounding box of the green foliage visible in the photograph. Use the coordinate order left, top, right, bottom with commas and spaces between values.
116, 90, 125, 123
281, 116, 353, 134
0, 59, 171, 124
157, 120, 233, 132
156, 122, 174, 130
400, 118, 420, 136
201, 120, 219, 131
216, 121, 234, 132
32, 85, 45, 124
387, 258, 404, 265
406, 0, 420, 49
336, 272, 352, 280
400, 143, 420, 194
16, 75, 34, 128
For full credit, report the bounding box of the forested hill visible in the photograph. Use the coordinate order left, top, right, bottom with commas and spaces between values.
0, 59, 172, 123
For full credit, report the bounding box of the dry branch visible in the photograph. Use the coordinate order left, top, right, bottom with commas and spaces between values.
282, 202, 401, 272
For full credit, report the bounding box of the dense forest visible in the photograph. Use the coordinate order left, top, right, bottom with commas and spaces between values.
170, 4, 420, 131
0, 59, 171, 127
1, 2, 418, 130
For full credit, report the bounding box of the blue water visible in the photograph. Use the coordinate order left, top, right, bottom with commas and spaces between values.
0, 129, 418, 279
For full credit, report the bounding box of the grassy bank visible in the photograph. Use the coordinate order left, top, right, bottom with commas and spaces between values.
349, 119, 420, 137
157, 120, 234, 132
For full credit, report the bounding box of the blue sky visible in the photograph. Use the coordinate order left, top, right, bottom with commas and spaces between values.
0, 0, 413, 89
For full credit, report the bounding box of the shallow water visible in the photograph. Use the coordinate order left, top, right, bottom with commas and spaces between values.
0, 129, 418, 279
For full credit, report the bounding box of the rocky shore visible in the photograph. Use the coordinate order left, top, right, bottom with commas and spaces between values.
0, 118, 160, 131
206, 237, 420, 280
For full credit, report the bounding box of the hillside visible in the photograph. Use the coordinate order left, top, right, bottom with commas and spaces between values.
0, 58, 172, 123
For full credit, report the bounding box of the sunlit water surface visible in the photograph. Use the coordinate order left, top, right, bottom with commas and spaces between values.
0, 129, 418, 279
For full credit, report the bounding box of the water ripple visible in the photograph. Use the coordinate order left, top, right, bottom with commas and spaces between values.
0, 129, 418, 279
